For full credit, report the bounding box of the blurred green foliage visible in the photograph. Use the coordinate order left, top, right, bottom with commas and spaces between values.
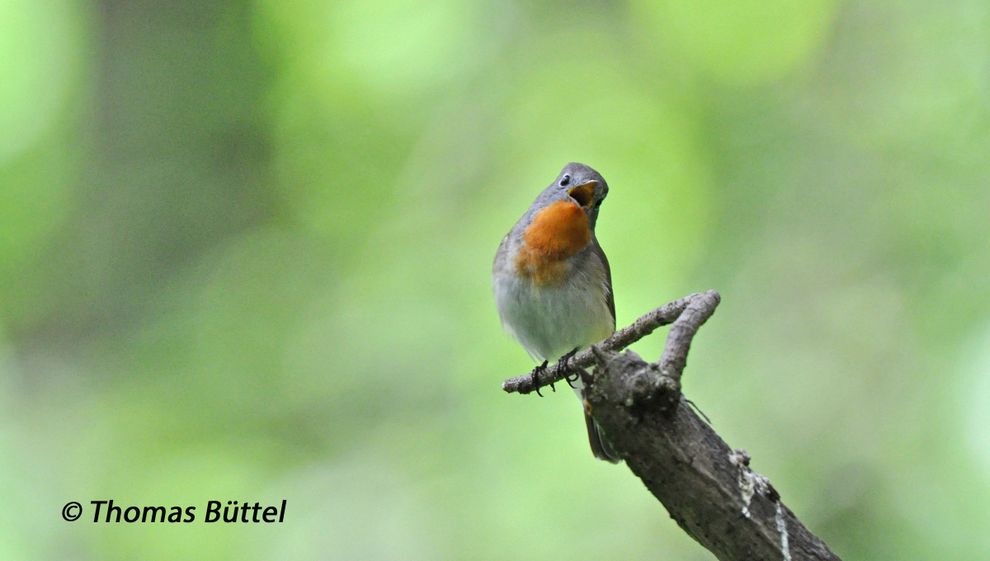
2, 1, 989, 559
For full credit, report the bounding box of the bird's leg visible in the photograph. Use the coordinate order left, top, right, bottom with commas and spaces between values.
556, 347, 581, 388
529, 360, 549, 397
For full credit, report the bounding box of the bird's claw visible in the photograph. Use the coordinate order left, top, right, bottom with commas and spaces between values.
564, 372, 580, 388
556, 348, 580, 388
530, 360, 549, 397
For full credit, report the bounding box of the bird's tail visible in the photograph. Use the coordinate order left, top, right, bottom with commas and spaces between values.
584, 410, 621, 463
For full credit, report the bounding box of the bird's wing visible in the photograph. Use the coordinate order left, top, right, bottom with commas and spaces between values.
591, 238, 616, 330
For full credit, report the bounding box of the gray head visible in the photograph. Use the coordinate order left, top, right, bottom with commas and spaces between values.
531, 162, 609, 229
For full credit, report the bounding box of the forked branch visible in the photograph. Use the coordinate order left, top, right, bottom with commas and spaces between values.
500, 291, 842, 561
501, 290, 721, 396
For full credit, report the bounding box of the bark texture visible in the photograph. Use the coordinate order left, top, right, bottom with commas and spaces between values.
502, 291, 842, 561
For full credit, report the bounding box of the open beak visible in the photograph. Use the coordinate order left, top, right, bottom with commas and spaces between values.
568, 180, 598, 209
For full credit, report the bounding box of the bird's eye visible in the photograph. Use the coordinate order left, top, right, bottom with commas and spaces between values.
559, 174, 571, 187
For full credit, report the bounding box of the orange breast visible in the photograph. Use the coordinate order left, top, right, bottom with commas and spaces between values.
515, 200, 591, 285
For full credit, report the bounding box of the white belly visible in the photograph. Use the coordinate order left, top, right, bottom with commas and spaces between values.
493, 267, 613, 361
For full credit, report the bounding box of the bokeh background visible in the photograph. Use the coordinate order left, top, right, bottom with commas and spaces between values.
2, 0, 989, 559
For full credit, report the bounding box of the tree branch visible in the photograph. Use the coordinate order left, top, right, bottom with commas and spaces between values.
502, 290, 720, 395
500, 291, 842, 561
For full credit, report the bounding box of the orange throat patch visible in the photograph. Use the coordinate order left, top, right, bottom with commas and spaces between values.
515, 200, 592, 285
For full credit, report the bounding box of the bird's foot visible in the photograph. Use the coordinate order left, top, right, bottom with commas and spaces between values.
529, 360, 549, 396
556, 348, 581, 388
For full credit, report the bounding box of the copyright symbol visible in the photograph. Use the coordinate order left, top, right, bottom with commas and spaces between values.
62, 502, 82, 522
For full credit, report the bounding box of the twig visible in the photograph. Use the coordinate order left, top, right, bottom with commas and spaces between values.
658, 289, 720, 387
501, 290, 720, 394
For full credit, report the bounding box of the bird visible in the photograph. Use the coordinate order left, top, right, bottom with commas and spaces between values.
492, 162, 620, 462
